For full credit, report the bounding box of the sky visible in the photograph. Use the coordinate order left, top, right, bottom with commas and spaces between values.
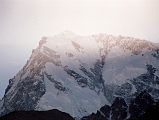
0, 0, 159, 98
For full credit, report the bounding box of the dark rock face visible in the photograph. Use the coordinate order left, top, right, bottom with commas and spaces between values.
129, 91, 155, 120
64, 66, 88, 87
138, 102, 159, 120
115, 83, 132, 97
81, 98, 128, 120
45, 72, 68, 92
82, 91, 158, 120
81, 105, 110, 120
100, 105, 111, 120
0, 109, 74, 120
130, 65, 159, 100
111, 97, 128, 120
152, 49, 159, 59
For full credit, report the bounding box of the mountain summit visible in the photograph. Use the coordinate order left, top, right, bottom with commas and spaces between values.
0, 32, 159, 118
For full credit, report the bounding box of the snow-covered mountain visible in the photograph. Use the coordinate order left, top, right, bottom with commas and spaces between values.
0, 31, 159, 118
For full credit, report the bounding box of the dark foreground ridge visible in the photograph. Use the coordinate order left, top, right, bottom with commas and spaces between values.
138, 102, 159, 120
0, 109, 74, 120
1, 91, 159, 120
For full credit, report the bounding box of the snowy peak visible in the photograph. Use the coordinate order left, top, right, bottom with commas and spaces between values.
1, 32, 159, 118
38, 32, 158, 58
59, 31, 77, 37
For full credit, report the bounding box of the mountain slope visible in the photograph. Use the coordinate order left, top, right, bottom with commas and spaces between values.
0, 32, 159, 118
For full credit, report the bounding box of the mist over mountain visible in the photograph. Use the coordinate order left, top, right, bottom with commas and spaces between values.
0, 32, 159, 119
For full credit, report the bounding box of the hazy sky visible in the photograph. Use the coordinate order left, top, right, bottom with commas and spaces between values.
0, 0, 159, 98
